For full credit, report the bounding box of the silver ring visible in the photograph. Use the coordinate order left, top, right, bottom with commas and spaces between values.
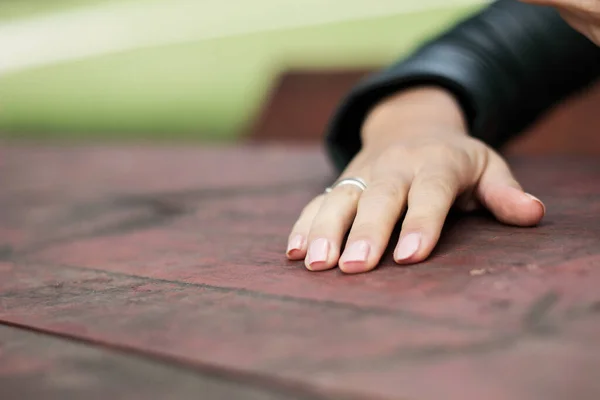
325, 177, 367, 194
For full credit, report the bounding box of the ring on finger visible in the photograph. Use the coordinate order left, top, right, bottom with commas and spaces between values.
325, 177, 368, 194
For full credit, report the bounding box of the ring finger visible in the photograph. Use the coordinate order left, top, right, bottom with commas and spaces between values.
304, 177, 366, 271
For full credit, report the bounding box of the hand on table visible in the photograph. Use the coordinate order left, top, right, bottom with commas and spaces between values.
286, 87, 546, 274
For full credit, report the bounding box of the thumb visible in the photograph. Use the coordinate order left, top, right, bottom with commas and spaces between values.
477, 151, 545, 226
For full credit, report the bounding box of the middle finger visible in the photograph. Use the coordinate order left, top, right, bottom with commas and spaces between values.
339, 175, 410, 274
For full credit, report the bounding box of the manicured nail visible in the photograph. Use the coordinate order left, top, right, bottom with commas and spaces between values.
307, 238, 330, 269
340, 240, 371, 274
286, 235, 304, 257
525, 193, 546, 213
341, 240, 370, 263
395, 233, 421, 261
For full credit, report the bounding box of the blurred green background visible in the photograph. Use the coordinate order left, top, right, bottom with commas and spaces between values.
0, 0, 482, 142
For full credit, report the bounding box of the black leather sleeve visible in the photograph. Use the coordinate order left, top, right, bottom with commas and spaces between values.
325, 0, 600, 172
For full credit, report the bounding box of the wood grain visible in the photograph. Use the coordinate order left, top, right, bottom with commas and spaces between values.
1, 145, 599, 400
0, 324, 318, 400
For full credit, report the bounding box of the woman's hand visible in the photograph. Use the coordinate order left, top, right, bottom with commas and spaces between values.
286, 86, 546, 274
522, 0, 600, 45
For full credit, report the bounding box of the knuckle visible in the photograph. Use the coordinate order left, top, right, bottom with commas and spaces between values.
376, 144, 413, 166
367, 180, 404, 203
373, 139, 475, 172
418, 142, 452, 159
426, 144, 470, 169
420, 174, 457, 198
418, 135, 481, 161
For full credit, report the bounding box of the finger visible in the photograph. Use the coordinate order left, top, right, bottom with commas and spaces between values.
394, 168, 462, 264
476, 151, 545, 226
286, 195, 324, 260
339, 176, 410, 274
287, 151, 370, 261
304, 183, 363, 271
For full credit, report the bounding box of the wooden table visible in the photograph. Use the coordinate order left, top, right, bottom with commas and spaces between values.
1, 144, 600, 400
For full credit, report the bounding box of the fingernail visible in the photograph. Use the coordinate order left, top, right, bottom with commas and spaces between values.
341, 240, 370, 264
286, 235, 304, 257
307, 238, 330, 269
395, 233, 421, 261
525, 193, 546, 214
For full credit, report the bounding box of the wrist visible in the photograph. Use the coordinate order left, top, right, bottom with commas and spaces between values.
361, 85, 469, 145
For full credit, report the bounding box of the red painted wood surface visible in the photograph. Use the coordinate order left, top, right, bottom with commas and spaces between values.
0, 325, 309, 400
1, 145, 600, 400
